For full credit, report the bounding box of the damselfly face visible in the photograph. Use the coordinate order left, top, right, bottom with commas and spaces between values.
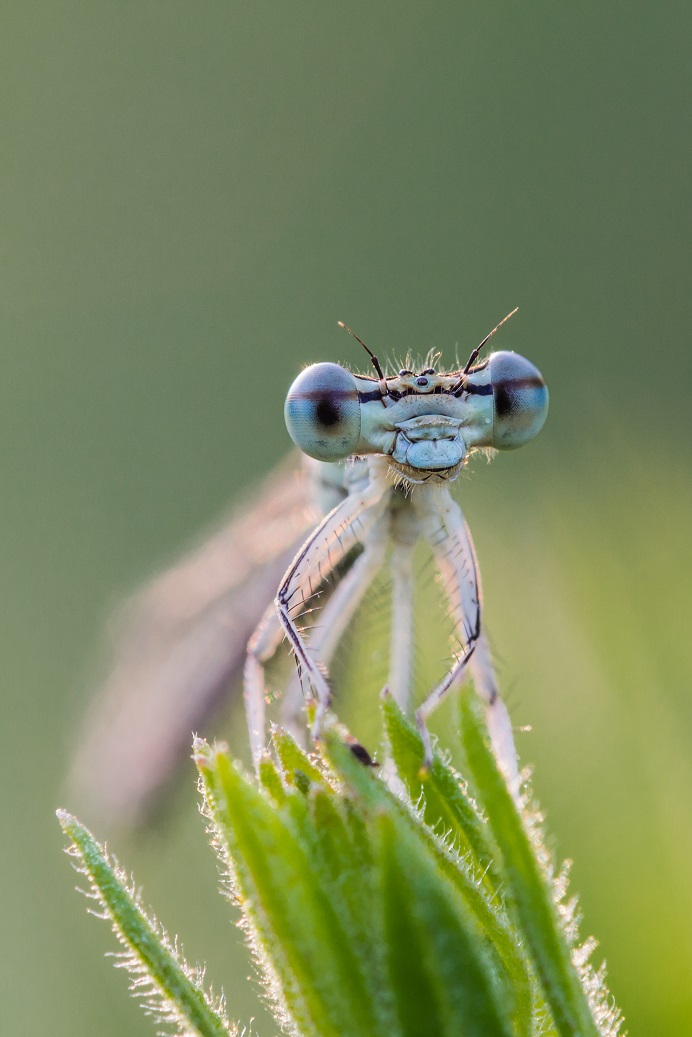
285, 346, 548, 483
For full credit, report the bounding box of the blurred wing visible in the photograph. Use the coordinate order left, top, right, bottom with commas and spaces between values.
69, 453, 318, 828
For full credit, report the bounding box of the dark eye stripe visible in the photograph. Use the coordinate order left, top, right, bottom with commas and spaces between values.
494, 375, 545, 390
358, 388, 383, 404
453, 382, 492, 397
357, 374, 543, 405
289, 388, 358, 402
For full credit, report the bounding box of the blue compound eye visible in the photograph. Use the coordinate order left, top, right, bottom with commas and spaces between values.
284, 362, 361, 461
488, 351, 549, 449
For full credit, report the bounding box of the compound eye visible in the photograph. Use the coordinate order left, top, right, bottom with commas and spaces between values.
488, 351, 549, 449
284, 362, 361, 461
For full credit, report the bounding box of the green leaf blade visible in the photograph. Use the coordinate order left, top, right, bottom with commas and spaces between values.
57, 810, 233, 1037
379, 810, 515, 1037
321, 725, 536, 1037
382, 693, 503, 886
272, 728, 326, 788
197, 743, 385, 1037
459, 697, 602, 1037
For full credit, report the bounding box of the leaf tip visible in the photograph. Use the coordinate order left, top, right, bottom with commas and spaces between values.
56, 808, 77, 836
192, 736, 221, 771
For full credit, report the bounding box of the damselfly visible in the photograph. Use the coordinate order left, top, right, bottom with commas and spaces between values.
72, 310, 548, 825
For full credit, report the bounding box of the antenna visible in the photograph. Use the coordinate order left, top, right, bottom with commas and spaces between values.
462, 307, 519, 375
338, 321, 386, 382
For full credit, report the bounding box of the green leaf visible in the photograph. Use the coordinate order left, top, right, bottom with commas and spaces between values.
378, 809, 515, 1037
196, 740, 386, 1037
322, 722, 538, 1036
56, 810, 233, 1037
382, 692, 503, 887
258, 753, 287, 804
61, 704, 623, 1037
458, 696, 604, 1037
272, 727, 326, 788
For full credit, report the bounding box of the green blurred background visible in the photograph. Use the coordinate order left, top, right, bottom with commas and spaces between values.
2, 3, 690, 1033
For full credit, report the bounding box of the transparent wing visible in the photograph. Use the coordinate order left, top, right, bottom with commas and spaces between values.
69, 453, 319, 828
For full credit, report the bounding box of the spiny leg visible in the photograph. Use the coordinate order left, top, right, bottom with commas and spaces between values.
280, 519, 389, 736
388, 540, 416, 712
411, 486, 519, 785
244, 604, 285, 766
275, 459, 391, 740
466, 630, 518, 783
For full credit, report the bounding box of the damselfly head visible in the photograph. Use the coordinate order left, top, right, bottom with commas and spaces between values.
284, 315, 548, 481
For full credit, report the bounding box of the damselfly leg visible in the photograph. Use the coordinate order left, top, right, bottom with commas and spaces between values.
388, 540, 415, 713
410, 486, 518, 781
267, 457, 390, 744
245, 458, 519, 783
280, 517, 389, 740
